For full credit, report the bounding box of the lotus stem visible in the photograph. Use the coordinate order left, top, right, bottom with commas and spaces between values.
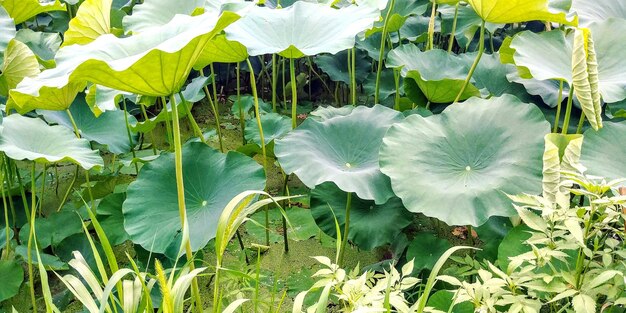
139, 104, 158, 155
1, 160, 11, 258
65, 109, 95, 208
210, 64, 220, 112
121, 99, 140, 175
272, 54, 278, 112
200, 68, 225, 152
14, 161, 30, 223
289, 58, 298, 129
561, 87, 575, 134
57, 166, 78, 212
27, 163, 37, 313
282, 57, 287, 107
168, 94, 203, 313
2, 157, 18, 227
374, 0, 396, 104
350, 48, 357, 106
394, 68, 400, 110
553, 80, 564, 133
576, 112, 586, 134
178, 92, 206, 144
338, 192, 353, 267
448, 3, 460, 53
427, 1, 437, 51
454, 20, 486, 103
281, 171, 290, 253
236, 63, 246, 145
160, 96, 174, 149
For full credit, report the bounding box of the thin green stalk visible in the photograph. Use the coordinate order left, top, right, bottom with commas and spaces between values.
121, 99, 139, 175
374, 0, 396, 104
15, 161, 30, 223
338, 192, 352, 267
289, 58, 298, 128
282, 57, 287, 107
160, 96, 174, 149
210, 64, 220, 112
272, 54, 278, 112
169, 94, 203, 313
561, 87, 575, 134
27, 163, 37, 313
3, 157, 17, 227
65, 109, 94, 208
447, 3, 459, 53
427, 1, 437, 51
57, 166, 78, 212
454, 20, 486, 103
350, 48, 357, 106
200, 68, 225, 152
178, 92, 206, 144
576, 113, 586, 134
393, 69, 400, 110
236, 63, 245, 145
139, 104, 158, 155
553, 80, 564, 133
1, 160, 11, 258
280, 171, 290, 253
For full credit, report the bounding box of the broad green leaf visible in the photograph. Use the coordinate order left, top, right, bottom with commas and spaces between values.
194, 34, 248, 69
380, 95, 549, 226
406, 233, 453, 271
84, 84, 133, 116
310, 182, 413, 251
572, 29, 602, 130
589, 19, 626, 104
97, 193, 130, 245
63, 0, 113, 46
459, 52, 532, 101
15, 245, 69, 270
0, 114, 103, 169
225, 2, 379, 58
475, 217, 513, 261
0, 227, 13, 249
427, 290, 473, 313
0, 260, 23, 302
572, 294, 595, 313
571, 0, 626, 27
14, 29, 62, 68
0, 39, 40, 96
244, 112, 291, 146
363, 69, 398, 101
465, 0, 577, 25
8, 11, 239, 114
580, 121, 626, 183
509, 30, 573, 82
123, 142, 265, 254
365, 0, 430, 36
275, 105, 403, 204
0, 4, 15, 55
439, 4, 502, 49
387, 45, 480, 103
39, 94, 138, 154
314, 49, 371, 85
497, 225, 532, 271
122, 0, 206, 33
542, 134, 583, 203
19, 211, 83, 249
0, 0, 66, 24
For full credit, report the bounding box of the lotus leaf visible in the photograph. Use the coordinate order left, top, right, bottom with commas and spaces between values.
122, 0, 205, 33
314, 49, 371, 85
365, 0, 429, 36
310, 182, 413, 251
0, 260, 23, 302
0, 114, 103, 169
245, 112, 291, 146
380, 95, 549, 226
39, 95, 137, 154
14, 29, 62, 67
84, 84, 133, 116
465, 0, 577, 25
231, 95, 272, 120
194, 34, 248, 69
0, 39, 40, 96
275, 105, 403, 204
459, 52, 531, 101
406, 233, 452, 271
97, 192, 130, 245
589, 19, 626, 104
387, 44, 480, 103
63, 0, 112, 46
123, 142, 265, 254
475, 216, 513, 261
542, 134, 582, 203
15, 245, 68, 270
580, 121, 626, 183
0, 4, 15, 55
18, 210, 83, 249
439, 4, 502, 49
0, 227, 13, 249
571, 0, 626, 27
0, 0, 66, 24
225, 2, 379, 58
427, 290, 473, 313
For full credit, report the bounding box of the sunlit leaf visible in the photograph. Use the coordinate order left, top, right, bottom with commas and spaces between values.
63, 0, 113, 46
465, 0, 577, 25
0, 0, 66, 24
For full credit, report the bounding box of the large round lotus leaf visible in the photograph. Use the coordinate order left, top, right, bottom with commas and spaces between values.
275, 105, 403, 204
97, 192, 130, 246
39, 95, 138, 154
0, 4, 15, 55
439, 4, 502, 49
314, 49, 371, 85
225, 2, 379, 58
465, 0, 577, 25
386, 44, 480, 103
0, 114, 104, 170
571, 0, 626, 27
122, 0, 207, 33
0, 39, 40, 96
406, 233, 452, 271
123, 142, 266, 254
14, 29, 62, 67
84, 84, 133, 116
194, 34, 248, 69
580, 121, 626, 183
244, 112, 291, 146
310, 182, 413, 251
7, 12, 238, 114
459, 52, 531, 102
62, 0, 112, 46
589, 19, 626, 104
18, 211, 83, 249
0, 0, 66, 24
380, 95, 549, 226
365, 0, 429, 36
0, 260, 23, 302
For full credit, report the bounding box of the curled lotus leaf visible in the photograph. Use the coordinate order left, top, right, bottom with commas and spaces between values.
380, 95, 550, 226
542, 134, 583, 203
275, 105, 403, 204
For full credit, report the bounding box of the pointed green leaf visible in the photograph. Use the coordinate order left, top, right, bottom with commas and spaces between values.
0, 0, 66, 24
63, 0, 113, 46
572, 294, 595, 313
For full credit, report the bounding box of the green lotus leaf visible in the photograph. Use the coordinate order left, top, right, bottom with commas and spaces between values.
275, 105, 403, 204
0, 114, 103, 169
406, 233, 452, 271
194, 34, 248, 69
0, 260, 23, 302
571, 0, 626, 27
542, 134, 582, 203
380, 95, 549, 226
0, 227, 13, 249
509, 30, 573, 83
19, 211, 83, 249
314, 49, 371, 85
97, 192, 130, 245
0, 4, 15, 55
14, 29, 62, 68
363, 69, 398, 101
225, 2, 379, 58
0, 0, 66, 24
580, 121, 626, 183
439, 4, 502, 49
465, 0, 577, 25
589, 19, 626, 104
39, 95, 138, 154
387, 44, 480, 103
245, 112, 291, 146
310, 182, 413, 251
0, 39, 40, 96
365, 0, 429, 36
122, 0, 205, 33
63, 0, 113, 46
123, 142, 266, 254
475, 216, 513, 261
7, 79, 86, 114
231, 95, 272, 120
15, 245, 68, 270
8, 11, 239, 113
84, 84, 133, 116
459, 52, 531, 101
427, 290, 473, 313
571, 28, 602, 130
